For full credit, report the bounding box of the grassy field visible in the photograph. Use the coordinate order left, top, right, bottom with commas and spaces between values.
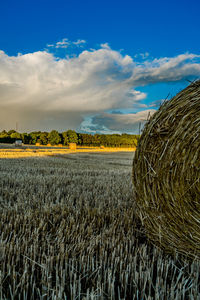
0, 150, 199, 299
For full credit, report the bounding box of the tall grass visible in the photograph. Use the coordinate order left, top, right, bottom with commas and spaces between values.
0, 152, 199, 299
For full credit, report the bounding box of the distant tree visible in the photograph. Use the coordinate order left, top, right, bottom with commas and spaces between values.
77, 133, 83, 145
108, 134, 121, 147
79, 133, 93, 146
21, 133, 31, 144
93, 134, 101, 146
59, 133, 63, 145
130, 135, 139, 147
0, 130, 8, 135
8, 130, 16, 135
99, 134, 108, 146
38, 132, 48, 145
29, 132, 41, 144
62, 132, 69, 145
10, 132, 21, 140
67, 130, 78, 144
0, 131, 7, 138
1, 129, 139, 147
0, 131, 12, 143
48, 130, 61, 145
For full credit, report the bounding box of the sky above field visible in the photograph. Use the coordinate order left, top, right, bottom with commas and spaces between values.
0, 0, 200, 134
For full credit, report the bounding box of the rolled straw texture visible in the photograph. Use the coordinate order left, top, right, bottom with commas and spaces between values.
132, 80, 200, 260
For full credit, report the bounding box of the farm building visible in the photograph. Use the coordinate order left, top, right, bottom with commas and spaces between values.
15, 139, 23, 147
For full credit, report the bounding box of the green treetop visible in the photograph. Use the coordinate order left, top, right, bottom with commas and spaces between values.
48, 130, 61, 145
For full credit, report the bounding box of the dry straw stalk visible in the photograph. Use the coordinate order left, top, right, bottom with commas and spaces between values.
132, 80, 200, 260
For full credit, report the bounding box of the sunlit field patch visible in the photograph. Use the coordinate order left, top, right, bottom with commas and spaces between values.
0, 144, 135, 159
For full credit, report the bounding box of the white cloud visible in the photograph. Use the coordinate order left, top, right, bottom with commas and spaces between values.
100, 43, 110, 49
148, 99, 166, 107
0, 44, 199, 132
55, 38, 69, 48
129, 53, 200, 85
134, 52, 149, 59
47, 38, 86, 49
73, 39, 86, 46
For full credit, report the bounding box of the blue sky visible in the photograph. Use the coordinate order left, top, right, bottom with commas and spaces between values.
0, 0, 199, 133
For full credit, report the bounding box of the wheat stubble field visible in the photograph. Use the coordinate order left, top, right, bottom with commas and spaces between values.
0, 151, 199, 299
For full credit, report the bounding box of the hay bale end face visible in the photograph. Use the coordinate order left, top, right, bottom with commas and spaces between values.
132, 80, 200, 260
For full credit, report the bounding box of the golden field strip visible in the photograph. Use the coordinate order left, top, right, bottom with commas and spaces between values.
0, 150, 199, 299
0, 144, 136, 159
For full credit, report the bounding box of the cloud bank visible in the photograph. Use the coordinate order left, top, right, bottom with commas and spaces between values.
0, 40, 199, 132
90, 110, 157, 134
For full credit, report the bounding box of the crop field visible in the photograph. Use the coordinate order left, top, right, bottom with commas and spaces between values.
0, 150, 199, 299
0, 144, 135, 159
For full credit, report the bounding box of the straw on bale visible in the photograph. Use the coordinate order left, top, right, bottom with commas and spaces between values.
132, 80, 200, 260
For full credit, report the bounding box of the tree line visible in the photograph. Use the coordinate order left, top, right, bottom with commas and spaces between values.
0, 129, 139, 147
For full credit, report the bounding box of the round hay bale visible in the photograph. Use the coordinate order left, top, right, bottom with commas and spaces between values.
132, 80, 200, 260
69, 143, 77, 150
